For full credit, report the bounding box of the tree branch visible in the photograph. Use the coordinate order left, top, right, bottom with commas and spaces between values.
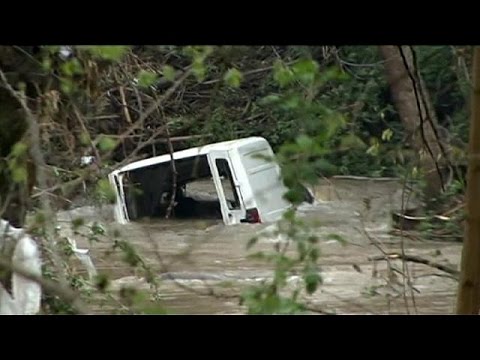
368, 253, 459, 278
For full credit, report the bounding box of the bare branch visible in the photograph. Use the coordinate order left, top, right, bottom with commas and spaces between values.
103, 68, 192, 159
118, 86, 132, 124
164, 120, 177, 219
368, 253, 459, 278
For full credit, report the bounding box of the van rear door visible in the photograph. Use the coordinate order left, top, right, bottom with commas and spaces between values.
109, 172, 130, 224
207, 151, 245, 225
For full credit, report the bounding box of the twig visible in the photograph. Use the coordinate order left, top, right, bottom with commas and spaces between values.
73, 105, 102, 166
397, 46, 447, 192
11, 46, 63, 82
410, 46, 452, 169
196, 63, 295, 86
337, 58, 389, 68
132, 85, 144, 113
332, 175, 401, 181
154, 135, 210, 143
118, 86, 132, 124
164, 118, 177, 219
441, 203, 465, 217
368, 253, 460, 278
398, 168, 416, 313
302, 304, 336, 315
103, 68, 192, 159
413, 273, 459, 281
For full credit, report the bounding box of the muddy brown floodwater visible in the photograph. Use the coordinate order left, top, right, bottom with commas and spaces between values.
57, 177, 462, 314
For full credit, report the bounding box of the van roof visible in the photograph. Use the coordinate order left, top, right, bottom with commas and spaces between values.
112, 136, 268, 174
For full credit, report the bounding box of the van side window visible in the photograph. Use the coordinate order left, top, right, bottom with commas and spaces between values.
215, 159, 241, 210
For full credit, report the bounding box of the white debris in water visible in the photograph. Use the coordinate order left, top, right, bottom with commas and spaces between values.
364, 223, 391, 232
110, 276, 147, 290
324, 240, 338, 245
65, 237, 98, 281
56, 205, 115, 223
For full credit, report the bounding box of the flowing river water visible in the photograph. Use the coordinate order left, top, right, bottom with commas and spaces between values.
57, 177, 462, 314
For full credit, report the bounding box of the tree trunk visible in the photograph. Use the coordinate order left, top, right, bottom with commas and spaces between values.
456, 47, 480, 315
379, 45, 450, 199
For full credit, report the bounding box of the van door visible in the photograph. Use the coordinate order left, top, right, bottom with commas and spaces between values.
117, 173, 130, 223
207, 151, 245, 225
109, 172, 129, 224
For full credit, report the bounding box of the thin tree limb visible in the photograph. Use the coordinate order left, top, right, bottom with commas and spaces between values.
368, 253, 460, 278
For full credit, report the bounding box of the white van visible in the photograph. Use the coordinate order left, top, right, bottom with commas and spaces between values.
108, 137, 313, 225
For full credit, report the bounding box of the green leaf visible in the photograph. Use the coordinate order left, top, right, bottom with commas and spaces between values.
12, 166, 27, 183
297, 241, 307, 261
72, 217, 85, 229
313, 158, 338, 176
11, 142, 28, 157
115, 241, 142, 268
366, 138, 380, 156
224, 68, 243, 88
317, 67, 345, 85
96, 179, 117, 204
381, 128, 394, 141
282, 208, 296, 222
281, 94, 301, 110
82, 46, 129, 61
309, 247, 320, 261
296, 134, 314, 150
304, 270, 322, 295
162, 65, 176, 81
98, 136, 116, 152
192, 59, 206, 82
137, 70, 158, 89
259, 94, 281, 105
60, 58, 83, 77
95, 273, 110, 292
283, 188, 306, 205
33, 211, 46, 226
80, 132, 91, 145
45, 46, 61, 55
42, 57, 52, 71
60, 78, 75, 94
292, 59, 319, 84
339, 133, 367, 151
273, 60, 294, 87
91, 222, 106, 236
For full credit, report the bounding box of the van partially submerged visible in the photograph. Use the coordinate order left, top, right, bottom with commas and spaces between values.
108, 137, 312, 225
